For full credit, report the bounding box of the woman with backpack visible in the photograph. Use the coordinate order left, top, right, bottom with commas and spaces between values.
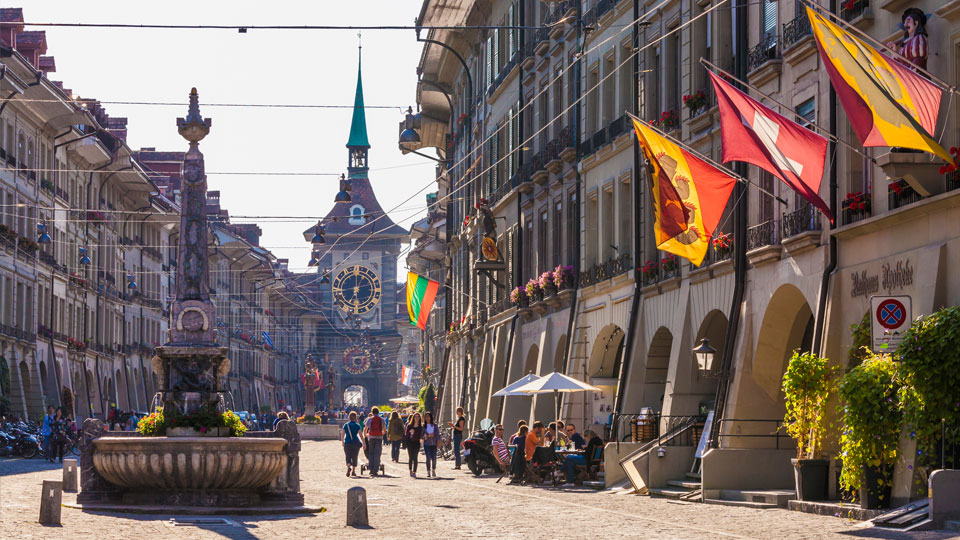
387, 410, 404, 463
404, 412, 423, 477
422, 411, 439, 478
341, 411, 365, 477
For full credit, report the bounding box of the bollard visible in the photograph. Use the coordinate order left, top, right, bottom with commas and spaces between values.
346, 486, 368, 527
62, 459, 78, 493
39, 480, 62, 525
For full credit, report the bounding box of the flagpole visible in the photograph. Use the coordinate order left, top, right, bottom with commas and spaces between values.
700, 57, 877, 164
625, 111, 788, 206
800, 0, 958, 95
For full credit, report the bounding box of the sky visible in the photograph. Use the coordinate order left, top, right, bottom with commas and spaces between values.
19, 0, 434, 278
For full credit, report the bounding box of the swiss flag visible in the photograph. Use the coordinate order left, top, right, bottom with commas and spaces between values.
709, 71, 832, 221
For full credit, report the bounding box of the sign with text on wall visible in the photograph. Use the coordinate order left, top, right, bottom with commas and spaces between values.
870, 295, 912, 353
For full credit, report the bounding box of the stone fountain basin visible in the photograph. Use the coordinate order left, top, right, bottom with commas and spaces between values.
93, 437, 287, 490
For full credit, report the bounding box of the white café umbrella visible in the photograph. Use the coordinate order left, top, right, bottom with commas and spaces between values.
492, 373, 542, 397
389, 395, 419, 404
513, 372, 601, 448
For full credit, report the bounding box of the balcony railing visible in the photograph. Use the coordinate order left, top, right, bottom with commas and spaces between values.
608, 114, 631, 140
580, 253, 632, 287
948, 171, 960, 192
747, 33, 780, 73
641, 254, 681, 286
488, 173, 519, 207
840, 0, 869, 22
746, 219, 779, 250
887, 179, 923, 210
780, 204, 821, 239
781, 11, 812, 50
841, 193, 871, 225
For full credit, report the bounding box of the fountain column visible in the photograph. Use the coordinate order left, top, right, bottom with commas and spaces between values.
152, 88, 229, 417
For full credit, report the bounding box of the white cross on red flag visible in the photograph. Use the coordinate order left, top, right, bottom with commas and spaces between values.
708, 71, 833, 221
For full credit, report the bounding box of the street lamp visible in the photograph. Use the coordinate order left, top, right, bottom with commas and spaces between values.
334, 173, 352, 204
37, 222, 51, 244
399, 106, 421, 150
693, 338, 717, 375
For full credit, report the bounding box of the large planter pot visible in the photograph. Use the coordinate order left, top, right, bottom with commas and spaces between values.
792, 458, 829, 501
861, 464, 894, 509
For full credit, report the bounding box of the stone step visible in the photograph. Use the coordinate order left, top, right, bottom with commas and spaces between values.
582, 480, 606, 490
648, 487, 693, 499
945, 520, 960, 532
667, 479, 701, 490
717, 489, 796, 508
686, 471, 701, 480
704, 498, 780, 510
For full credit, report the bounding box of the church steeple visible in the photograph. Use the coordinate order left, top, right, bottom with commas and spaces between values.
347, 42, 369, 171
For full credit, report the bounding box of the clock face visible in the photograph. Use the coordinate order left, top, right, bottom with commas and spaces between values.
332, 264, 382, 315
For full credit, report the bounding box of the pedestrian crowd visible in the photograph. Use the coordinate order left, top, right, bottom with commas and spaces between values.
339, 406, 605, 487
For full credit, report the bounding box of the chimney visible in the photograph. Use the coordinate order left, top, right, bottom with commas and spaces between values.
0, 8, 23, 48
38, 55, 55, 75
14, 30, 46, 68
107, 117, 128, 142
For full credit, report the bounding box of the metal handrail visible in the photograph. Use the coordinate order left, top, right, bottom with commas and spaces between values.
716, 418, 787, 449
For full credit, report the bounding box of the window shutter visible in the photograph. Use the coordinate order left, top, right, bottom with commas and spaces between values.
507, 108, 515, 179
762, 0, 777, 39
509, 4, 516, 56
493, 29, 500, 74
486, 36, 493, 88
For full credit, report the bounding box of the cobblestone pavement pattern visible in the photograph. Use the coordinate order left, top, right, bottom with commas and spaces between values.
2, 440, 958, 540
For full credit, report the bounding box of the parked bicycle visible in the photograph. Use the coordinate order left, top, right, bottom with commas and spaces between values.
438, 427, 455, 461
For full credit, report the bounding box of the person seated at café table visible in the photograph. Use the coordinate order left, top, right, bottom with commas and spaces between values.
509, 423, 544, 485
510, 420, 527, 445
561, 429, 604, 487
565, 423, 586, 450
491, 424, 511, 471
543, 422, 558, 446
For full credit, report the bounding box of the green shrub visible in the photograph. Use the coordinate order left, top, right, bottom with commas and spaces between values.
782, 350, 837, 459
838, 351, 901, 494
848, 312, 871, 368
897, 306, 960, 470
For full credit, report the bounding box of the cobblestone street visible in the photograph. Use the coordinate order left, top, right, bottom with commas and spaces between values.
0, 440, 956, 540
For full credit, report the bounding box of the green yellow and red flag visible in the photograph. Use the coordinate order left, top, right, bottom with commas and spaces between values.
406, 272, 439, 330
633, 119, 736, 266
806, 6, 952, 163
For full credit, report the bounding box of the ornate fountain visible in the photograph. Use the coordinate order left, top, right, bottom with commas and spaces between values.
74, 90, 312, 512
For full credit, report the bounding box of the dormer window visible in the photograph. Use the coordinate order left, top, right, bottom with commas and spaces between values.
349, 205, 366, 225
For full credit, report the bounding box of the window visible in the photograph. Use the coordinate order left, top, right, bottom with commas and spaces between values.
762, 0, 778, 41
760, 171, 775, 223
553, 200, 562, 268
525, 219, 534, 279
618, 178, 632, 259
602, 186, 615, 260
587, 66, 600, 135
602, 53, 616, 127
585, 193, 598, 267
795, 98, 815, 130
538, 210, 548, 273
566, 190, 578, 267
619, 43, 634, 115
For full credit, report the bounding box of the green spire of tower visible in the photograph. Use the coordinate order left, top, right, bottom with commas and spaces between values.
346, 45, 370, 149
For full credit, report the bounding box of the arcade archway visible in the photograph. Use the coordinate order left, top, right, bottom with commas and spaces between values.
343, 384, 369, 408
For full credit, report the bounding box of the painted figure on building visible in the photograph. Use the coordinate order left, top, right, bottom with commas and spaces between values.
887, 8, 928, 71
302, 354, 321, 414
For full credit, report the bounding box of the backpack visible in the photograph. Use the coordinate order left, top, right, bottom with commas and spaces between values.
368, 415, 384, 436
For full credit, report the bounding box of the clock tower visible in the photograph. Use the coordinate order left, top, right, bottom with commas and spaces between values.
301, 46, 407, 408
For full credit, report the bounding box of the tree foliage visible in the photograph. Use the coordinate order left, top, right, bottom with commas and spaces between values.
782, 350, 837, 459
838, 351, 901, 494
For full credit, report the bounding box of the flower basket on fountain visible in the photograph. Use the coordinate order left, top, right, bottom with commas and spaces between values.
136, 406, 247, 437
295, 413, 322, 424
782, 350, 837, 501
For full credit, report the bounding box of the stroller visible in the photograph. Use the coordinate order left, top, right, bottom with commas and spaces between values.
359, 441, 386, 475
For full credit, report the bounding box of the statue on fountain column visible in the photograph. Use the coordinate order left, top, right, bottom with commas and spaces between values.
302, 354, 321, 416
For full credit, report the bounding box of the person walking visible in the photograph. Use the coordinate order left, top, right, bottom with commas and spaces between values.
422, 411, 440, 477
404, 412, 423, 477
341, 411, 364, 477
363, 406, 385, 477
387, 411, 404, 463
40, 405, 56, 461
448, 406, 466, 470
49, 408, 68, 463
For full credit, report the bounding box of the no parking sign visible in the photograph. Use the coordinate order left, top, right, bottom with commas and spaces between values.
870, 295, 912, 353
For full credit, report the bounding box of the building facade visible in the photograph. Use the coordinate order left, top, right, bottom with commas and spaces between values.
404, 0, 960, 499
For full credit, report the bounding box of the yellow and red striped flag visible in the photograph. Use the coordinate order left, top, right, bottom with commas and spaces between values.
406, 272, 439, 330
806, 6, 951, 163
633, 120, 736, 266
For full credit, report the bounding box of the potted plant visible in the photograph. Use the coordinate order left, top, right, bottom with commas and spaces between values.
538, 271, 556, 297
682, 89, 707, 113
640, 260, 658, 283
525, 277, 542, 303
712, 233, 732, 259
838, 350, 901, 509
552, 264, 575, 290
660, 254, 679, 274
510, 286, 528, 308
782, 350, 836, 501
